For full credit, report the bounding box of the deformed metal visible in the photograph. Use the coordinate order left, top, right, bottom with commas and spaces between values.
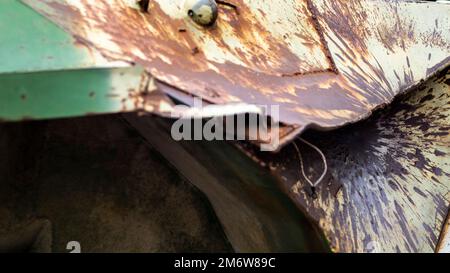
437, 210, 450, 253
0, 0, 447, 253
22, 0, 450, 149
242, 68, 450, 252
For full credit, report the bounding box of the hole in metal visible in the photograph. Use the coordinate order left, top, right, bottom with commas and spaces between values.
138, 0, 150, 13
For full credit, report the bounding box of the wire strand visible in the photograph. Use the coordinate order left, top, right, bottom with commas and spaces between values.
293, 137, 328, 188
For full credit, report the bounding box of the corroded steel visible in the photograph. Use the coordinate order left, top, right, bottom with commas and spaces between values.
242, 68, 450, 252
11, 0, 450, 253
23, 0, 450, 148
0, 67, 176, 121
437, 210, 450, 253
0, 0, 124, 74
0, 0, 177, 122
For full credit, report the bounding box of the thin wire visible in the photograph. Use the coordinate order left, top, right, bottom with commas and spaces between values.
292, 137, 328, 188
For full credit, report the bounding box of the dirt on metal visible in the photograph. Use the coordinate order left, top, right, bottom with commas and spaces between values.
240, 68, 450, 252
23, 0, 450, 148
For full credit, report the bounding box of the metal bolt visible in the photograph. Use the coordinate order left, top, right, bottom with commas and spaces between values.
184, 0, 218, 27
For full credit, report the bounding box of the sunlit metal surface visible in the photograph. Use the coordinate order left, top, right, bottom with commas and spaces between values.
242, 68, 450, 252
23, 0, 450, 148
0, 0, 447, 252
437, 211, 450, 253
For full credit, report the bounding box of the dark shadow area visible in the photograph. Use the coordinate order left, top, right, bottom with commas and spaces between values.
0, 115, 232, 253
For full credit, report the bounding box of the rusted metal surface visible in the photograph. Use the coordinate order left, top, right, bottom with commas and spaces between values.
0, 0, 128, 75
240, 68, 450, 252
15, 0, 450, 252
437, 210, 450, 253
0, 0, 179, 122
23, 0, 450, 149
0, 67, 172, 122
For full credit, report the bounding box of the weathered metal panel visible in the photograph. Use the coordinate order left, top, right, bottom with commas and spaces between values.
242, 69, 450, 252
0, 67, 170, 121
22, 0, 450, 148
0, 0, 126, 74
0, 0, 447, 253
437, 211, 450, 253
24, 0, 334, 77
0, 0, 177, 122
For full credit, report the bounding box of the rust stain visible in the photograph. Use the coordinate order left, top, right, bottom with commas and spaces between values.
436, 209, 450, 253
23, 0, 450, 150
239, 68, 450, 252
17, 4, 450, 249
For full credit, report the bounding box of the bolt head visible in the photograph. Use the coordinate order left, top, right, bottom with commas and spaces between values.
184, 0, 218, 26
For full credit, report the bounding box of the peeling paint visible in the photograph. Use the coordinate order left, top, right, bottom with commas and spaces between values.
437, 210, 450, 253
241, 68, 450, 252
22, 0, 450, 149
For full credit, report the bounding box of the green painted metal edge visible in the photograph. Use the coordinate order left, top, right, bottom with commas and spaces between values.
0, 0, 145, 121
0, 67, 149, 121
0, 0, 124, 74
